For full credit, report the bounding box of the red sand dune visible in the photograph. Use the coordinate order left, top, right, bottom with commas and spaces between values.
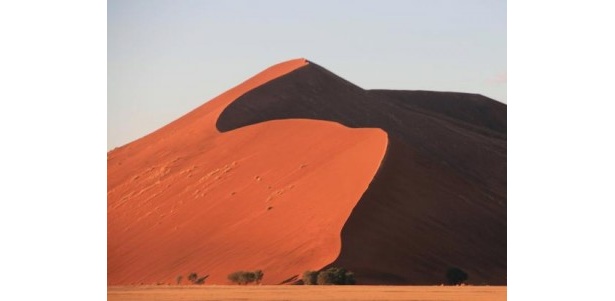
108, 59, 388, 285
108, 58, 506, 285
217, 62, 507, 285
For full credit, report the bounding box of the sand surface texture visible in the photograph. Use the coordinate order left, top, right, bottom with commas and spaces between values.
108, 286, 506, 301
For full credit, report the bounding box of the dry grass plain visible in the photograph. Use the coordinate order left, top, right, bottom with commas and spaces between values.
108, 285, 506, 301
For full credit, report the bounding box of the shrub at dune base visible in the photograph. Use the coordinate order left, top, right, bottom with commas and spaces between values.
228, 270, 264, 285
186, 272, 208, 285
446, 267, 469, 285
305, 267, 356, 285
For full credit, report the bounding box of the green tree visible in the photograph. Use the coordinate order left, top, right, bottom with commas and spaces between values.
315, 267, 356, 285
228, 271, 252, 285
228, 271, 242, 284
243, 272, 256, 284
316, 270, 334, 285
228, 270, 263, 285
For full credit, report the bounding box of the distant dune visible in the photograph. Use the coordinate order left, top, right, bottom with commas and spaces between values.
108, 58, 506, 285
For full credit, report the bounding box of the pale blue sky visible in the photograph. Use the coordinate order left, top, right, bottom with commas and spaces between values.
108, 0, 506, 150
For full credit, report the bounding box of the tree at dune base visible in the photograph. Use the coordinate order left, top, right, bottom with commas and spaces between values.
303, 267, 356, 285
228, 270, 264, 285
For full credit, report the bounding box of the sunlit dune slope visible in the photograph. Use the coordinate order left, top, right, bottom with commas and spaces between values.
108, 59, 388, 285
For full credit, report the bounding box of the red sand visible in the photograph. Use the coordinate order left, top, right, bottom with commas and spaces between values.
107, 59, 388, 285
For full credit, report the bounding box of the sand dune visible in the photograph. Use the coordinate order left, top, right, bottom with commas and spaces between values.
217, 62, 506, 284
108, 59, 387, 285
108, 58, 506, 285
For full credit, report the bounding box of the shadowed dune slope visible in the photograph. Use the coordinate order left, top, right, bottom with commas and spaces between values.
217, 62, 507, 284
108, 59, 388, 285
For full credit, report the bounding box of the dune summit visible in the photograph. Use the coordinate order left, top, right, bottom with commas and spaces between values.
108, 58, 506, 285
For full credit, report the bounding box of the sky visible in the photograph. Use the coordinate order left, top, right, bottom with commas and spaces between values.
108, 0, 506, 150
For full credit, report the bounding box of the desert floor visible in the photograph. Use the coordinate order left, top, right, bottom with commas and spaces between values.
108, 285, 506, 301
